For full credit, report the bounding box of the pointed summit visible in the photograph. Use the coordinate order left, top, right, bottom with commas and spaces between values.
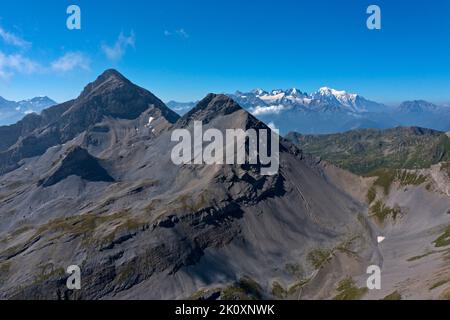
175, 93, 271, 134
99, 68, 127, 79
176, 94, 243, 127
70, 69, 179, 123
94, 69, 131, 86
79, 69, 132, 99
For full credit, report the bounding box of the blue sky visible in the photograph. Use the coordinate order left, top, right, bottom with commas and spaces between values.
0, 0, 449, 105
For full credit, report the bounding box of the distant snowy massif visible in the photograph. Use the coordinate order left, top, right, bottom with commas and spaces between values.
0, 96, 57, 125
170, 87, 450, 134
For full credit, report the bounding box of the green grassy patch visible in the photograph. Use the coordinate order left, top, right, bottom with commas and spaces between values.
238, 276, 263, 299
271, 281, 287, 299
0, 262, 11, 285
37, 211, 127, 236
397, 170, 427, 187
284, 263, 303, 279
171, 190, 211, 213
370, 201, 401, 224
407, 251, 436, 262
368, 169, 427, 195
367, 186, 377, 204
0, 261, 11, 273
144, 199, 162, 212
336, 236, 360, 255
434, 225, 450, 248
221, 277, 263, 300
369, 169, 397, 195
440, 287, 450, 300
441, 162, 450, 179
189, 288, 221, 300
287, 278, 311, 296
35, 263, 65, 283
333, 278, 368, 300
307, 249, 332, 269
430, 279, 450, 290
33, 209, 147, 246
383, 291, 402, 300
221, 286, 250, 300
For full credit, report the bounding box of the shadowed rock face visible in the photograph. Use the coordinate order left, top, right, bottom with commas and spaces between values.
40, 147, 114, 187
0, 71, 448, 301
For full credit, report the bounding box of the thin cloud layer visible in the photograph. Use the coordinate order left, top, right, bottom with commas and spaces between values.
0, 26, 32, 49
0, 51, 39, 79
102, 32, 135, 62
250, 105, 291, 116
51, 52, 91, 72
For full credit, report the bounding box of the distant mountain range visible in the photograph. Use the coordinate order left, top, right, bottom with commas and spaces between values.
169, 88, 450, 134
0, 96, 57, 126
230, 87, 388, 114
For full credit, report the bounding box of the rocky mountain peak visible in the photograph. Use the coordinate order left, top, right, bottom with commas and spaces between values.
78, 69, 132, 99
0, 70, 180, 175
176, 94, 243, 127
65, 69, 179, 124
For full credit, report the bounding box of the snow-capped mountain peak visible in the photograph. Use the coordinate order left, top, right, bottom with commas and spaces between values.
315, 87, 356, 100
317, 86, 350, 96
228, 86, 387, 116
311, 87, 375, 112
285, 88, 307, 98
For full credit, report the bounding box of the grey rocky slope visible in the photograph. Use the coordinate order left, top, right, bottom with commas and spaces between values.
0, 70, 448, 300
321, 162, 450, 300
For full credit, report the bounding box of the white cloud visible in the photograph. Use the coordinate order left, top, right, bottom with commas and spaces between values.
250, 105, 291, 116
102, 31, 135, 62
0, 51, 39, 79
267, 122, 278, 131
164, 28, 189, 39
51, 52, 90, 72
176, 29, 189, 38
0, 26, 31, 49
